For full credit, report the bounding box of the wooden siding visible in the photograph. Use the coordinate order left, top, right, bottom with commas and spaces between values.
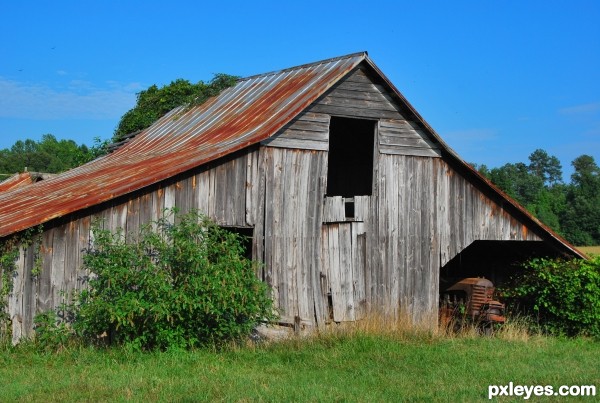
261, 112, 330, 151
2, 64, 546, 340
260, 66, 441, 160
262, 147, 327, 325
4, 148, 543, 339
368, 155, 541, 325
379, 119, 441, 158
308, 66, 406, 120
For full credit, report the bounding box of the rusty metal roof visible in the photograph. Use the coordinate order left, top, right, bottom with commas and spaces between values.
0, 52, 366, 238
0, 172, 57, 192
0, 173, 34, 192
0, 52, 587, 259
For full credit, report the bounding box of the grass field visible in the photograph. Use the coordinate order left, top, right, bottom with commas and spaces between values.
579, 245, 600, 255
1, 330, 598, 401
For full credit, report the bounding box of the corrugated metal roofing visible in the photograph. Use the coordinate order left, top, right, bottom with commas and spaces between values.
0, 52, 366, 238
0, 173, 34, 192
0, 52, 586, 259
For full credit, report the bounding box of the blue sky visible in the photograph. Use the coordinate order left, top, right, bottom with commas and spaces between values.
1, 1, 598, 179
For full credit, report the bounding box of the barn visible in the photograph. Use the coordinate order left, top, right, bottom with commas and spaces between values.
0, 52, 584, 342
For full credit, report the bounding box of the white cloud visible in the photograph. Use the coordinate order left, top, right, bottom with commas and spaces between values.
0, 77, 137, 120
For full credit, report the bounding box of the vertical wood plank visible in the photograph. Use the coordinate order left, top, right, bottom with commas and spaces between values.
51, 224, 66, 308
352, 224, 366, 319
63, 219, 79, 301
37, 228, 54, 314
9, 247, 25, 344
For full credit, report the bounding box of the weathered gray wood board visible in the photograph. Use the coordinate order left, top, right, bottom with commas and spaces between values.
308, 67, 406, 120
379, 119, 441, 157
261, 112, 330, 151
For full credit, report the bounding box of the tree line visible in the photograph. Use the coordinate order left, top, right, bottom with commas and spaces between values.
0, 75, 238, 180
474, 149, 600, 246
0, 134, 103, 179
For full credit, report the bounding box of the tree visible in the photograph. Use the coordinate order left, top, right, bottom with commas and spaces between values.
113, 74, 238, 143
488, 162, 544, 208
561, 155, 600, 245
0, 134, 96, 176
528, 148, 562, 186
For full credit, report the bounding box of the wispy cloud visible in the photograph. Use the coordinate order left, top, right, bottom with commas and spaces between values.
0, 77, 139, 120
559, 102, 600, 116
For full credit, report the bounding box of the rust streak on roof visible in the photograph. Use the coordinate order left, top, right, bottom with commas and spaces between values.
0, 173, 34, 192
0, 52, 365, 238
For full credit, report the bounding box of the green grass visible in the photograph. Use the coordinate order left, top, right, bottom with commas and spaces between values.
1, 333, 598, 401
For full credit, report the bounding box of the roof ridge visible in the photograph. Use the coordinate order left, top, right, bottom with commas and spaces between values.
238, 51, 367, 82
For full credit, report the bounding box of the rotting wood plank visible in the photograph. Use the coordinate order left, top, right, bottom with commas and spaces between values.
338, 224, 355, 321
235, 155, 247, 226
22, 242, 36, 338
77, 216, 91, 291
316, 95, 399, 112
262, 138, 328, 151
126, 196, 141, 241
298, 151, 313, 323
388, 156, 400, 318
323, 196, 345, 223
262, 111, 329, 151
352, 224, 366, 319
283, 150, 298, 320
245, 148, 259, 226
319, 226, 331, 323
326, 224, 344, 321
37, 228, 54, 314
174, 177, 191, 217
50, 223, 66, 308
309, 104, 403, 120
252, 148, 267, 274
379, 134, 439, 149
9, 247, 25, 343
310, 151, 327, 326
333, 81, 390, 94
63, 220, 79, 300
196, 169, 210, 217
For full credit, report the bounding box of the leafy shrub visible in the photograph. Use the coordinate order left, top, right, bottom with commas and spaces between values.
67, 210, 275, 350
33, 305, 77, 351
502, 256, 600, 338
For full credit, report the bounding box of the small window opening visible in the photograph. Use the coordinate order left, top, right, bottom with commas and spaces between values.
344, 198, 355, 220
327, 117, 375, 197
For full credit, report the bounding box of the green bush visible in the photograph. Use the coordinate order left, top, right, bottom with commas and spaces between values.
502, 256, 600, 338
53, 211, 275, 351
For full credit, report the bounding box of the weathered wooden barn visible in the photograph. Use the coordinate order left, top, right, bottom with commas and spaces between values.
0, 52, 584, 342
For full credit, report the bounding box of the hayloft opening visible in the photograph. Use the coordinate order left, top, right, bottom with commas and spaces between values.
327, 117, 375, 197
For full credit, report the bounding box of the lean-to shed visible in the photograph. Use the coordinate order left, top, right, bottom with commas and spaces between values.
0, 52, 584, 341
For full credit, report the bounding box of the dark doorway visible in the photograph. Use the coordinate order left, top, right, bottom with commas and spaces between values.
327, 117, 375, 197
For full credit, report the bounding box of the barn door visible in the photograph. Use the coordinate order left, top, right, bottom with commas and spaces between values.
321, 223, 366, 322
